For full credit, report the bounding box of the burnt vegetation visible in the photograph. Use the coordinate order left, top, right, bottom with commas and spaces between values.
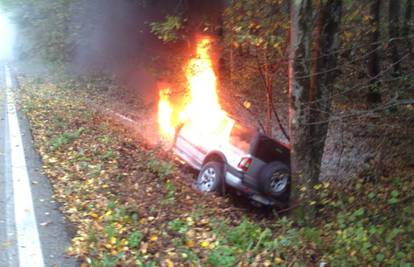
2, 0, 414, 265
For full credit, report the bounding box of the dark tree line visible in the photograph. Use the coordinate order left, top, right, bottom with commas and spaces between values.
288, 0, 413, 223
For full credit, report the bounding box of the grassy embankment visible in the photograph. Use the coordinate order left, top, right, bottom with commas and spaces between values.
20, 77, 414, 266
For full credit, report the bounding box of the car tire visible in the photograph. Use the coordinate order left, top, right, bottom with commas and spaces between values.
259, 161, 290, 199
195, 161, 224, 194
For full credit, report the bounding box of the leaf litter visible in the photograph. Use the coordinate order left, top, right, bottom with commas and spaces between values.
19, 77, 414, 266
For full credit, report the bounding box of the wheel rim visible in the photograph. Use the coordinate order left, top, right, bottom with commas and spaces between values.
197, 167, 216, 192
269, 172, 288, 193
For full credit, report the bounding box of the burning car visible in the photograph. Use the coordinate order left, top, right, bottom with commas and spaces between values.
173, 117, 291, 206
157, 37, 291, 206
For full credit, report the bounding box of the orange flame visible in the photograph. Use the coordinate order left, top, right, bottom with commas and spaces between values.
158, 38, 232, 144
158, 88, 175, 138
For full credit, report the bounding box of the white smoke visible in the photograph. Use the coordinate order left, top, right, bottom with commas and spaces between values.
0, 11, 15, 60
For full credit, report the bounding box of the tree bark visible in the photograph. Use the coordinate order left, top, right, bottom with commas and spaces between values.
289, 0, 314, 223
403, 0, 413, 55
389, 0, 401, 74
289, 0, 342, 224
367, 0, 382, 104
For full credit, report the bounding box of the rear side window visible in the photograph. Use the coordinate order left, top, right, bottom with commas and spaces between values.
229, 123, 255, 153
254, 136, 290, 163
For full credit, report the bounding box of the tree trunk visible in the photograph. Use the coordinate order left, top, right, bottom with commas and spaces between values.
312, 0, 343, 180
264, 50, 273, 136
289, 0, 315, 223
403, 0, 413, 55
289, 0, 342, 224
389, 0, 401, 74
367, 0, 382, 104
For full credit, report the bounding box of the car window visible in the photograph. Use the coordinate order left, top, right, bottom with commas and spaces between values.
229, 123, 255, 153
254, 136, 290, 163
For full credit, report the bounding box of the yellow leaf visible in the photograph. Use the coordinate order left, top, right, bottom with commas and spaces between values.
105, 210, 112, 216
150, 235, 158, 241
200, 241, 209, 248
111, 236, 116, 244
274, 257, 283, 264
165, 259, 174, 267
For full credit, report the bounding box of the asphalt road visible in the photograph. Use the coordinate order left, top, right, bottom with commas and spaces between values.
0, 63, 77, 267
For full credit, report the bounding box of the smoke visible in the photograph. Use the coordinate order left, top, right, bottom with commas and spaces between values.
68, 0, 180, 104
0, 11, 15, 61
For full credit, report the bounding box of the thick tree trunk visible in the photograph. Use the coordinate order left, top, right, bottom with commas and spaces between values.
289, 0, 315, 222
389, 0, 401, 74
367, 0, 382, 104
403, 0, 413, 55
289, 0, 342, 224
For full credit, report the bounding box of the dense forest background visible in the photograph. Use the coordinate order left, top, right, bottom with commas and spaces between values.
1, 0, 413, 265
2, 0, 414, 218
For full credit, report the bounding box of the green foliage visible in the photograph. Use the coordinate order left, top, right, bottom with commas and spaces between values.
226, 219, 263, 250
162, 180, 176, 205
101, 254, 117, 267
100, 149, 114, 161
145, 150, 175, 179
224, 0, 288, 54
207, 246, 236, 267
150, 15, 183, 43
168, 218, 188, 234
127, 231, 143, 249
50, 127, 85, 150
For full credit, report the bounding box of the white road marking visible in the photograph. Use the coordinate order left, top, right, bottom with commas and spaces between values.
5, 66, 45, 267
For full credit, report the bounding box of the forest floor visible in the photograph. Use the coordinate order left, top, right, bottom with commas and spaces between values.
18, 75, 414, 266
67, 73, 394, 183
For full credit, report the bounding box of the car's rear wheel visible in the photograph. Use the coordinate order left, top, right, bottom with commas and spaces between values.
196, 161, 224, 194
259, 161, 290, 199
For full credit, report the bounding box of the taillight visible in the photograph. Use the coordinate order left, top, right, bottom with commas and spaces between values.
238, 157, 252, 172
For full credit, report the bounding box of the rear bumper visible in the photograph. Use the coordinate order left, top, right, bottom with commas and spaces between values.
224, 165, 279, 206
